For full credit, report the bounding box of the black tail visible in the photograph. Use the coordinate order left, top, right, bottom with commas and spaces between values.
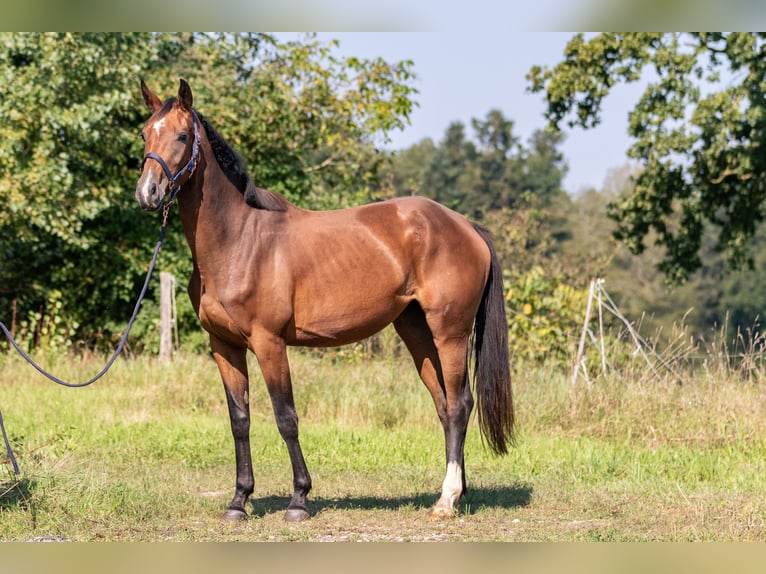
471, 222, 514, 455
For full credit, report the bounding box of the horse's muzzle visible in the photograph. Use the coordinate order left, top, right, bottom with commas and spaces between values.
135, 174, 167, 212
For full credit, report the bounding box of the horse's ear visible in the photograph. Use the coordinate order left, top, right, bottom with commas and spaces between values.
178, 78, 193, 111
141, 79, 162, 113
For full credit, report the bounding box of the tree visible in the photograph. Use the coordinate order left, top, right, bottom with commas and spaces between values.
558, 162, 766, 343
0, 33, 182, 351
391, 109, 568, 219
386, 137, 437, 197
0, 32, 417, 350
515, 128, 569, 210
170, 33, 417, 210
470, 110, 520, 214
419, 122, 479, 212
528, 32, 766, 282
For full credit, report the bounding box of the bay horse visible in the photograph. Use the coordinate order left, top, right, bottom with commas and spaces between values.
135, 79, 514, 522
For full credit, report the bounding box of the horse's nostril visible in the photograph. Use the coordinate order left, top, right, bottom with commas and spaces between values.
150, 183, 158, 198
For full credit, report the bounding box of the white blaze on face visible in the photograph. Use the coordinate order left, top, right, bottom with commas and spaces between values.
136, 118, 168, 206
152, 117, 166, 137
136, 168, 158, 206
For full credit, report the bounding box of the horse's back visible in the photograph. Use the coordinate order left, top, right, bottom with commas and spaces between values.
282, 195, 490, 346
307, 195, 489, 285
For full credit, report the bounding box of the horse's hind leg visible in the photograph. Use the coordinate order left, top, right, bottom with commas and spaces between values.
393, 303, 473, 519
428, 336, 473, 519
210, 336, 253, 521
252, 334, 312, 522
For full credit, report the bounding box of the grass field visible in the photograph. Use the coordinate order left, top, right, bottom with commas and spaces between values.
1, 340, 766, 541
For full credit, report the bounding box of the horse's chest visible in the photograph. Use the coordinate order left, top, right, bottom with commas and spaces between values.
197, 291, 247, 344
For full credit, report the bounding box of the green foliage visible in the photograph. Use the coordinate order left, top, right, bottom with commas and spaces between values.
12, 290, 80, 355
0, 32, 181, 350
556, 163, 766, 343
386, 109, 568, 218
528, 32, 766, 282
0, 33, 417, 351
504, 267, 588, 363
155, 33, 417, 210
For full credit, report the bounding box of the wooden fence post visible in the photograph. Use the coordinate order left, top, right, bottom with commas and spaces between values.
159, 271, 174, 362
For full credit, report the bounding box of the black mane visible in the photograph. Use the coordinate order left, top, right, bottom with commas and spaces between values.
196, 111, 289, 212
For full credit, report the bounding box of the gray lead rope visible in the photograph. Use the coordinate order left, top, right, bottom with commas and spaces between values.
0, 211, 170, 475
1, 110, 199, 475
0, 410, 18, 474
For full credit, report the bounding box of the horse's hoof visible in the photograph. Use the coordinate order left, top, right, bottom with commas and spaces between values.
222, 508, 248, 522
284, 508, 311, 523
428, 505, 455, 521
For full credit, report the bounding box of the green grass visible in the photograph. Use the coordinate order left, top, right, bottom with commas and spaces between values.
1, 346, 766, 541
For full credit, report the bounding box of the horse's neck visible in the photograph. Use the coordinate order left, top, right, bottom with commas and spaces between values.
177, 153, 250, 265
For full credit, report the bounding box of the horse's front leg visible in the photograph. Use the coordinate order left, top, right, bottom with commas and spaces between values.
210, 336, 253, 521
253, 334, 312, 522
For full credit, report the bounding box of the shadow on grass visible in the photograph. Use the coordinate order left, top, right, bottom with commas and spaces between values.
247, 483, 532, 518
0, 477, 36, 510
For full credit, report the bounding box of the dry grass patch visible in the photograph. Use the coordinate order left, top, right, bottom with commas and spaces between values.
1, 347, 766, 540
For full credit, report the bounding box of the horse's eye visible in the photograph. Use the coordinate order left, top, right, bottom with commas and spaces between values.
140, 132, 146, 142
178, 133, 189, 143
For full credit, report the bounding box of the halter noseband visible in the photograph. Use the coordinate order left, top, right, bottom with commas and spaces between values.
141, 111, 201, 206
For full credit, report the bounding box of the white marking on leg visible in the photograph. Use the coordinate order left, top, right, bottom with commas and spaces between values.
429, 461, 463, 519
441, 461, 463, 507
152, 117, 166, 137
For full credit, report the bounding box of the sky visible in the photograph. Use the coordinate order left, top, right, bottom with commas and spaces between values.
278, 32, 646, 196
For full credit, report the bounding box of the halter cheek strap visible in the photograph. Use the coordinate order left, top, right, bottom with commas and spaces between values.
142, 111, 201, 206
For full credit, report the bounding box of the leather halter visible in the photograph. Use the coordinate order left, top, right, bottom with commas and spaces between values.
141, 110, 201, 206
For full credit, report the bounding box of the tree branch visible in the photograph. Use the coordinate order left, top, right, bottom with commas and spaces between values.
710, 168, 753, 184
303, 154, 338, 174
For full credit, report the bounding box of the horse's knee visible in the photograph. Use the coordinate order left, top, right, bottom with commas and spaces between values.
224, 388, 250, 436
274, 408, 300, 441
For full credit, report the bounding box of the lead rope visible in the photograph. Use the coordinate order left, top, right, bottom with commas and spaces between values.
0, 204, 172, 475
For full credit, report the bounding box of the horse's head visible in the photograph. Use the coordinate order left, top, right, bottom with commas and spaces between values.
135, 79, 200, 212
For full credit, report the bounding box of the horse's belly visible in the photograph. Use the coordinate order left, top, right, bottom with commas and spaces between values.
288, 296, 408, 347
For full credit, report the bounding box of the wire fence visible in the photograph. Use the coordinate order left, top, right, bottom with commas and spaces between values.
559, 278, 766, 387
